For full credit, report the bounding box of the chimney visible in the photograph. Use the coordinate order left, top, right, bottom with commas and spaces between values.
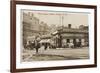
68, 24, 71, 28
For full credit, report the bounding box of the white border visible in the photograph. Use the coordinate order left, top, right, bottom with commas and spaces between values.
16, 5, 95, 69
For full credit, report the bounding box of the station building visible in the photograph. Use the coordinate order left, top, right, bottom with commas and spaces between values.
51, 24, 89, 48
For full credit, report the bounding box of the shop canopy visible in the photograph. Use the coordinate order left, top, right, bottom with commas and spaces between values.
39, 39, 51, 43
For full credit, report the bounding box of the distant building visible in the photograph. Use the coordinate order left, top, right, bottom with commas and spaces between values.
79, 25, 88, 30
52, 24, 89, 48
23, 12, 40, 41
39, 21, 49, 35
22, 12, 50, 48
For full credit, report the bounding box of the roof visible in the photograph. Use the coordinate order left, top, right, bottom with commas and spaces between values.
53, 27, 88, 35
62, 28, 88, 33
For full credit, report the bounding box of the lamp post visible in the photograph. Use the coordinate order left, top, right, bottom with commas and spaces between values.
58, 14, 64, 48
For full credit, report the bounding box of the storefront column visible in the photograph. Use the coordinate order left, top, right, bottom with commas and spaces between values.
81, 39, 85, 46
62, 38, 66, 48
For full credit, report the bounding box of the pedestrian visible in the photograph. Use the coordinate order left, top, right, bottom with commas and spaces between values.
44, 43, 48, 50
34, 38, 39, 54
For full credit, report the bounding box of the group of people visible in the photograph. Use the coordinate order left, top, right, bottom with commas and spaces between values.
25, 37, 48, 54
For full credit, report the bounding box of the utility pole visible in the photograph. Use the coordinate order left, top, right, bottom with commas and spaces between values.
58, 14, 64, 48
61, 15, 64, 27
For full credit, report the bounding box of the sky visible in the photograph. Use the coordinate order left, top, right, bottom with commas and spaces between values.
23, 10, 88, 28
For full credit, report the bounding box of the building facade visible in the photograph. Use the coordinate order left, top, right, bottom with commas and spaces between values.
52, 24, 89, 48
22, 12, 50, 48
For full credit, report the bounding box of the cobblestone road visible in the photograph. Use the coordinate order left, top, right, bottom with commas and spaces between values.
22, 47, 89, 61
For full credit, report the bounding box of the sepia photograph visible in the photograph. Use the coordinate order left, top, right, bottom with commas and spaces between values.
21, 10, 89, 62
11, 1, 97, 72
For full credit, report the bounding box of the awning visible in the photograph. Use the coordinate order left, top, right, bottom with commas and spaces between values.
39, 39, 51, 43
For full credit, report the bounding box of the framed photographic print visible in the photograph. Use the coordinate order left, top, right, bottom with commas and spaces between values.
10, 0, 97, 72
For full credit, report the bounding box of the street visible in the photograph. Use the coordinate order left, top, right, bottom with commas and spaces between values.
22, 47, 89, 62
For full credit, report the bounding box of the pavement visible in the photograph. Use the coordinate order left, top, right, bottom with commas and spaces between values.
22, 47, 89, 61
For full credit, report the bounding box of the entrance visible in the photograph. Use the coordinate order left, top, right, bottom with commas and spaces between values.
73, 39, 76, 47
